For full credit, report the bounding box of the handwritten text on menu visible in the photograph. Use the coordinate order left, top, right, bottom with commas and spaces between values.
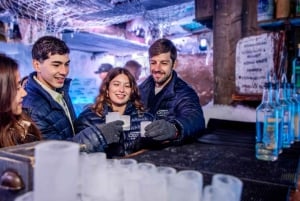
235, 33, 274, 94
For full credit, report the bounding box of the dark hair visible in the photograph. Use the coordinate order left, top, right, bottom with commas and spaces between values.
149, 38, 177, 64
32, 36, 70, 62
0, 54, 41, 147
21, 75, 28, 88
0, 54, 18, 112
124, 60, 142, 70
92, 67, 144, 116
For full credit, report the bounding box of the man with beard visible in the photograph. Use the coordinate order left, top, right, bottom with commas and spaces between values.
139, 38, 205, 146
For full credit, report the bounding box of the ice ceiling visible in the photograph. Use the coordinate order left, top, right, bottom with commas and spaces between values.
0, 0, 209, 54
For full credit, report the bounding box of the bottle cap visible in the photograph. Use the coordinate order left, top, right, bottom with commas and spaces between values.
264, 82, 271, 88
272, 82, 278, 89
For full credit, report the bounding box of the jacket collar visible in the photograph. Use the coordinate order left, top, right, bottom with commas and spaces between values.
103, 101, 136, 115
27, 71, 72, 92
26, 72, 73, 110
144, 70, 178, 98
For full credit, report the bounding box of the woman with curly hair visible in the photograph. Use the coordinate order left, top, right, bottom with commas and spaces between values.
0, 54, 41, 147
74, 67, 153, 157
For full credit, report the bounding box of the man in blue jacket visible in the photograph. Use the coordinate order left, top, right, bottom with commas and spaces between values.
22, 36, 118, 152
139, 38, 205, 145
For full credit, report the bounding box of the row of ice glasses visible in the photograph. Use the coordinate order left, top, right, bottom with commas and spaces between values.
80, 152, 243, 201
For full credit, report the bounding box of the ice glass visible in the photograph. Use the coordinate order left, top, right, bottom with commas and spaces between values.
211, 174, 243, 201
202, 185, 213, 201
34, 141, 80, 201
106, 112, 120, 123
121, 115, 131, 131
123, 168, 143, 201
80, 152, 107, 201
106, 112, 131, 131
140, 121, 152, 137
104, 159, 123, 201
156, 166, 177, 175
137, 162, 157, 175
168, 170, 203, 201
114, 158, 138, 201
156, 166, 177, 184
138, 163, 167, 201
119, 158, 138, 171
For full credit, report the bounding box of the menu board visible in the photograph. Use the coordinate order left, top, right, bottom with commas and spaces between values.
235, 33, 274, 94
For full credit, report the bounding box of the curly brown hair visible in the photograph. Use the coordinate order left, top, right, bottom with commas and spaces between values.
91, 67, 144, 116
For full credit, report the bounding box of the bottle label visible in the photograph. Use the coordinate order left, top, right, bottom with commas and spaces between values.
257, 0, 274, 21
295, 60, 300, 92
262, 117, 278, 149
296, 0, 300, 16
294, 115, 299, 138
282, 109, 290, 144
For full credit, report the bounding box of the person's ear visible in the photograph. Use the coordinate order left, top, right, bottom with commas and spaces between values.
172, 60, 178, 69
32, 59, 41, 72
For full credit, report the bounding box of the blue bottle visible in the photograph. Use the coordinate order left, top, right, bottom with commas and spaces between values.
257, 0, 274, 22
292, 44, 300, 94
256, 82, 279, 161
286, 83, 295, 145
290, 83, 300, 141
272, 82, 283, 153
278, 82, 292, 148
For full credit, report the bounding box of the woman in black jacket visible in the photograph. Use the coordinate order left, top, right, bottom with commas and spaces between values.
74, 67, 153, 157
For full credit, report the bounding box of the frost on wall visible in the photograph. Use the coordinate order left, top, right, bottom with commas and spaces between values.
0, 42, 32, 78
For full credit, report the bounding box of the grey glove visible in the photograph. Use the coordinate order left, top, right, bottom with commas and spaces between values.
144, 119, 177, 141
98, 120, 124, 144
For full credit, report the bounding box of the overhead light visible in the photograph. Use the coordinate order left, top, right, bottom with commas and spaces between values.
46, 0, 60, 3
199, 38, 207, 51
133, 27, 145, 38
110, 0, 128, 5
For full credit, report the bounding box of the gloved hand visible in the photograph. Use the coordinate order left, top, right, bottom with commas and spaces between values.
98, 120, 124, 144
144, 119, 177, 141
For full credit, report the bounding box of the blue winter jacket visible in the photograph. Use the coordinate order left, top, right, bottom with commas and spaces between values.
74, 102, 154, 156
22, 72, 106, 152
139, 71, 205, 144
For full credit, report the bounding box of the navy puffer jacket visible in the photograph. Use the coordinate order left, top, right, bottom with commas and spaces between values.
23, 72, 106, 152
74, 103, 154, 156
139, 71, 205, 144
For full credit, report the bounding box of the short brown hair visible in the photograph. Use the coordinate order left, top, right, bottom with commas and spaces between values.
32, 36, 70, 62
148, 38, 177, 64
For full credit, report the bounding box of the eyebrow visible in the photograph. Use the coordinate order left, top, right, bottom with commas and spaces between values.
51, 60, 70, 65
111, 80, 130, 85
150, 59, 171, 62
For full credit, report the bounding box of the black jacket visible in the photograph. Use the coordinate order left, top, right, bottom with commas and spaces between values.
139, 71, 205, 144
23, 72, 107, 152
74, 103, 154, 156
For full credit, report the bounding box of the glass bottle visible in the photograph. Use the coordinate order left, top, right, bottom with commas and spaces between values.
296, 0, 300, 16
256, 82, 279, 161
292, 43, 300, 94
257, 0, 274, 21
272, 82, 283, 153
286, 83, 295, 145
278, 82, 292, 148
276, 0, 290, 18
290, 82, 300, 141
